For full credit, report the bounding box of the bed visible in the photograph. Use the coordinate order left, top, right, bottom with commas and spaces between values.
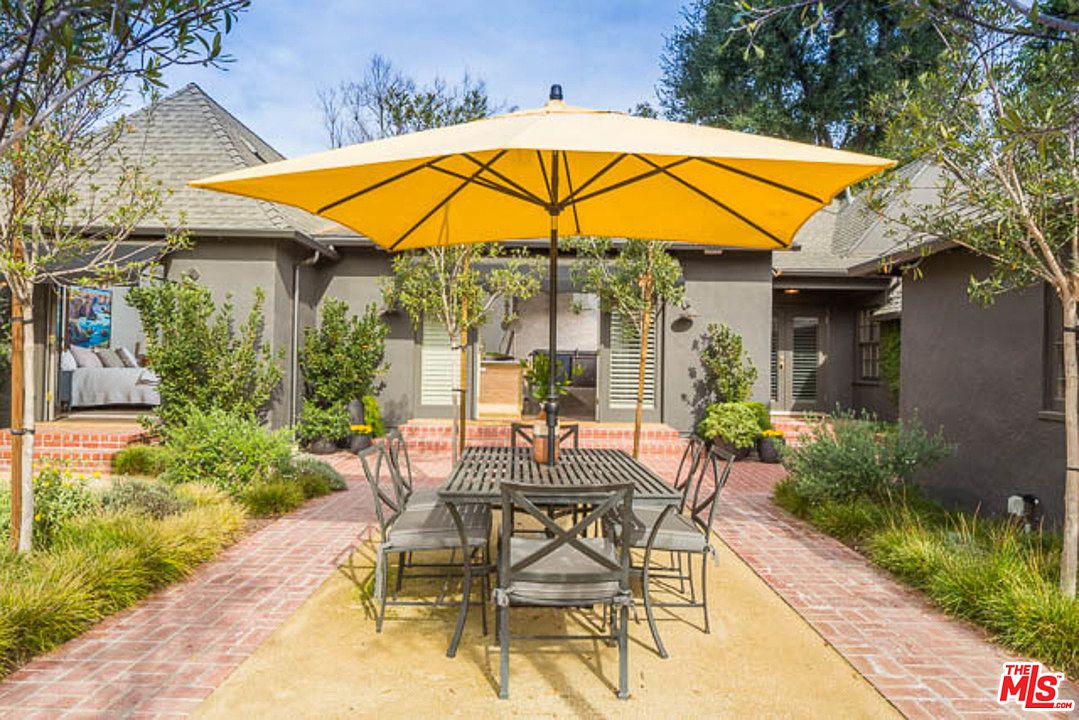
68, 366, 160, 408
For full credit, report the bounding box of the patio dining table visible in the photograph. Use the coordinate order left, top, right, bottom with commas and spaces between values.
438, 445, 682, 657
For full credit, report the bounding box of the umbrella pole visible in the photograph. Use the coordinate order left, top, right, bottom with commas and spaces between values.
546, 214, 559, 465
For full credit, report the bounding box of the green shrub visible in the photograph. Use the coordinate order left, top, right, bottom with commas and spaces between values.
161, 409, 293, 496
111, 444, 173, 476
696, 402, 760, 449
31, 467, 98, 548
744, 401, 771, 431
296, 400, 350, 445
241, 481, 305, 517
781, 411, 952, 503
294, 471, 332, 499
127, 277, 284, 431
700, 323, 757, 403
362, 394, 385, 437
174, 482, 231, 507
0, 491, 9, 544
101, 479, 189, 520
291, 457, 347, 492
0, 501, 245, 677
880, 322, 901, 401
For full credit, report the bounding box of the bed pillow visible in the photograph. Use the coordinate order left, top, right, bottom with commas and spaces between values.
117, 347, 139, 368
69, 345, 102, 368
97, 349, 125, 368
60, 349, 77, 372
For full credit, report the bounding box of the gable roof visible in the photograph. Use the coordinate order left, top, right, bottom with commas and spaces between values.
101, 83, 352, 247
776, 160, 944, 276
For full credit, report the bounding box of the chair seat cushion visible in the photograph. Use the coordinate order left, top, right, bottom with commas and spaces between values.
618, 507, 708, 553
387, 503, 490, 551
404, 488, 441, 510
503, 537, 621, 604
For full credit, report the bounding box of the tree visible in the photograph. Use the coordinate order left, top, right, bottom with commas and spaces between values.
0, 0, 249, 156
382, 244, 542, 453
731, 1, 1079, 596
320, 56, 527, 454
568, 238, 685, 458
661, 0, 946, 152
700, 323, 758, 403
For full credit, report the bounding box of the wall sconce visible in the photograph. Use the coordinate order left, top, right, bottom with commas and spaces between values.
783, 288, 800, 295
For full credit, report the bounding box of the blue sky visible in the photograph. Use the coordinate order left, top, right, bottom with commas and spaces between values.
161, 0, 688, 157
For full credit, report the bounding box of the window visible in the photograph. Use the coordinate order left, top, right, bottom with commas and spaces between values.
857, 309, 881, 381
1046, 288, 1067, 412
608, 313, 657, 410
420, 315, 459, 406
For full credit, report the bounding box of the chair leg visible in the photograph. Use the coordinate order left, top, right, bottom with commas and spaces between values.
617, 604, 629, 699
376, 552, 390, 633
687, 552, 697, 604
479, 547, 489, 636
642, 561, 669, 658
701, 551, 711, 634
394, 552, 405, 595
675, 551, 686, 594
499, 604, 510, 699
446, 545, 472, 659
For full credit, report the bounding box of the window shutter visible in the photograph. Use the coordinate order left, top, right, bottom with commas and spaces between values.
770, 324, 779, 402
609, 313, 656, 410
420, 315, 458, 406
791, 317, 819, 402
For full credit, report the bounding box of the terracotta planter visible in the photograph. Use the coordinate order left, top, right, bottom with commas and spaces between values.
712, 436, 752, 461
757, 436, 784, 464
532, 423, 560, 463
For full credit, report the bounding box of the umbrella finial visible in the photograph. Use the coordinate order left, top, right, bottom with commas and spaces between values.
549, 84, 563, 101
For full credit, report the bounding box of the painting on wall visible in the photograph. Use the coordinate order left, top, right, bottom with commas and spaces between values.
66, 286, 112, 348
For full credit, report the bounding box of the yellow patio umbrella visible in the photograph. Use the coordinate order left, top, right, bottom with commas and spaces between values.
191, 85, 894, 462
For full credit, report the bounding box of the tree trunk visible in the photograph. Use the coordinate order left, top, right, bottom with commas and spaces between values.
8, 287, 24, 551
633, 304, 652, 459
1062, 295, 1079, 598
12, 297, 34, 552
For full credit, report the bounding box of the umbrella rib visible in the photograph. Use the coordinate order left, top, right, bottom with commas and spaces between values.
694, 157, 825, 204
560, 151, 581, 234
535, 150, 553, 203
558, 153, 627, 207
426, 163, 544, 207
565, 157, 692, 207
316, 155, 450, 214
461, 154, 548, 206
633, 154, 789, 247
389, 149, 509, 251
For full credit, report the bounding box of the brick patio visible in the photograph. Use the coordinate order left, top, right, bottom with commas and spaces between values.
1, 448, 1076, 718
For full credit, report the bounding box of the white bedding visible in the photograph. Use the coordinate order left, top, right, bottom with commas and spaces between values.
71, 367, 160, 408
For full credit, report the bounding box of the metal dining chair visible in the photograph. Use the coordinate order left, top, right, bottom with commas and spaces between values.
509, 421, 580, 450
384, 428, 439, 509
357, 444, 492, 637
495, 481, 634, 700
616, 444, 734, 658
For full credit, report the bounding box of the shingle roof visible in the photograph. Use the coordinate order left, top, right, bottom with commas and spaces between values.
100, 83, 354, 240
777, 160, 943, 276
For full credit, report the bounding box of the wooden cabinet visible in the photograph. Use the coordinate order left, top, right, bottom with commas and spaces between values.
477, 361, 523, 418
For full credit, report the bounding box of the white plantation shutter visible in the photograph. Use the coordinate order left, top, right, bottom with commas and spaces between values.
609, 312, 656, 410
420, 315, 459, 406
791, 316, 819, 403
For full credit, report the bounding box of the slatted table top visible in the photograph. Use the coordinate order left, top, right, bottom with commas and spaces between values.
438, 446, 681, 505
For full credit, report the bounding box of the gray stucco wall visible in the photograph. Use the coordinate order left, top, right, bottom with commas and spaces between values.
662, 251, 773, 433
901, 250, 1064, 524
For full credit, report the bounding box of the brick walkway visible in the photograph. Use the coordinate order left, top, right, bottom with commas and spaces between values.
2, 449, 1077, 718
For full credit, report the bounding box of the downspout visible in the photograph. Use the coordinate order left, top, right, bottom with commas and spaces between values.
291, 250, 322, 425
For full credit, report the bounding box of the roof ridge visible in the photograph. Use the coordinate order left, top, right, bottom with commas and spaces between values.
189, 85, 293, 232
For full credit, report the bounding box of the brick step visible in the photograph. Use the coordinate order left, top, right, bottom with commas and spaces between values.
770, 416, 820, 448
399, 421, 687, 455
0, 425, 147, 475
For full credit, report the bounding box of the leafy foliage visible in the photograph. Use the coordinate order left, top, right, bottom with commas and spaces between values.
696, 402, 761, 449
299, 299, 387, 408
101, 479, 189, 520
240, 481, 305, 518
700, 323, 758, 403
880, 322, 901, 401
290, 458, 348, 492
296, 401, 351, 445
128, 277, 284, 430
520, 352, 582, 402
781, 411, 953, 504
661, 0, 946, 152
744, 401, 771, 431
160, 409, 293, 497
30, 467, 98, 548
362, 395, 385, 438
111, 444, 174, 477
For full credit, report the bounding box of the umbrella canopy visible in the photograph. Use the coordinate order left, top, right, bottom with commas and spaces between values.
190, 86, 895, 463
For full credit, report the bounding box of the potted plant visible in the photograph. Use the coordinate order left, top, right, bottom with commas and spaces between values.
520, 352, 582, 418
346, 394, 385, 451
297, 401, 350, 454
696, 402, 759, 460
757, 428, 785, 463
